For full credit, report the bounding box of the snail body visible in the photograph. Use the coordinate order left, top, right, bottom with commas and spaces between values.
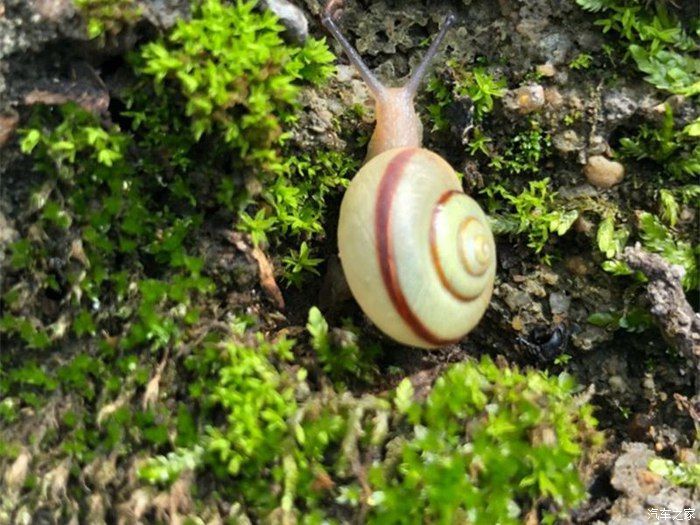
323, 2, 496, 348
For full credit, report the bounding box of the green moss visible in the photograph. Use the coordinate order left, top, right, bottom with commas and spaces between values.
371, 357, 601, 524
2, 2, 606, 521
427, 62, 506, 133
484, 178, 579, 258
596, 206, 699, 291
307, 306, 379, 384
569, 52, 594, 70
73, 0, 141, 39
648, 457, 700, 488
138, 0, 335, 163
135, 319, 600, 522
489, 122, 553, 175
576, 0, 699, 95
619, 104, 699, 181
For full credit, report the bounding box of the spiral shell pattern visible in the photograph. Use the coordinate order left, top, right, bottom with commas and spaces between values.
338, 147, 496, 348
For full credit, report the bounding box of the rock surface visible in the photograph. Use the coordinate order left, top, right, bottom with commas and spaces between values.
260, 0, 308, 44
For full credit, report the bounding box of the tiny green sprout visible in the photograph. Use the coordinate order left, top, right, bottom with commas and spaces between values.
283, 242, 322, 288
138, 446, 204, 486
460, 66, 508, 119
569, 52, 593, 70
238, 209, 278, 247
306, 307, 379, 382
467, 127, 492, 156
554, 353, 573, 365
648, 458, 700, 488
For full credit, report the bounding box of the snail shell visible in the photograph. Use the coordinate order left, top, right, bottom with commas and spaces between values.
338, 147, 496, 348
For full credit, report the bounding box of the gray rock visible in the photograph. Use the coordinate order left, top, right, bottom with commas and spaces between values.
608, 442, 699, 525
603, 89, 638, 126
142, 0, 190, 30
260, 0, 308, 44
537, 32, 572, 66
553, 130, 584, 154
549, 292, 571, 316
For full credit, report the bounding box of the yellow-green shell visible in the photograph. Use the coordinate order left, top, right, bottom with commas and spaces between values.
337, 147, 496, 348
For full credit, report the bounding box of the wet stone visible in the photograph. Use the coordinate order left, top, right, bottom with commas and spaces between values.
584, 155, 625, 188
260, 0, 308, 44
603, 88, 638, 126
549, 292, 570, 316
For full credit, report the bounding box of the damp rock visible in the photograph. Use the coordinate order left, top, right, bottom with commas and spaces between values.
537, 32, 572, 66
603, 88, 638, 126
141, 0, 190, 30
549, 292, 571, 316
259, 0, 308, 44
587, 135, 610, 156
544, 87, 564, 108
607, 442, 697, 525
32, 0, 75, 22
553, 129, 583, 154
584, 155, 625, 188
565, 256, 589, 276
293, 87, 344, 150
571, 324, 608, 350
501, 283, 531, 311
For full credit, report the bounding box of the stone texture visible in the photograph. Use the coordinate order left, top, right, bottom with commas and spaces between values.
584, 155, 625, 188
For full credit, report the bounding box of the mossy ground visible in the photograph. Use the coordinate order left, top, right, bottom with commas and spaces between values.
0, 0, 698, 523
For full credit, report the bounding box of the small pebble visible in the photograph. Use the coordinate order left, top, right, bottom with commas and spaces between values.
549, 292, 570, 316
584, 155, 625, 188
608, 375, 627, 393
505, 84, 545, 114
511, 315, 524, 331
536, 63, 556, 77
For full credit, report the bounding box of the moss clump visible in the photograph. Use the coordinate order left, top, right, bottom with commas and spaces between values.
619, 105, 699, 182
137, 325, 600, 522
139, 0, 335, 164
371, 358, 601, 524
484, 178, 578, 257
427, 63, 507, 130
575, 0, 699, 96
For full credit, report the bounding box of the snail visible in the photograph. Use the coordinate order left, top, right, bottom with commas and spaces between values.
322, 1, 496, 348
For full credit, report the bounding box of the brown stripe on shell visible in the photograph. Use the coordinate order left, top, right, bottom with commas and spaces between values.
458, 217, 489, 277
375, 149, 459, 347
429, 191, 480, 301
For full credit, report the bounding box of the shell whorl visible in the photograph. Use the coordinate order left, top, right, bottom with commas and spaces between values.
338, 147, 496, 349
